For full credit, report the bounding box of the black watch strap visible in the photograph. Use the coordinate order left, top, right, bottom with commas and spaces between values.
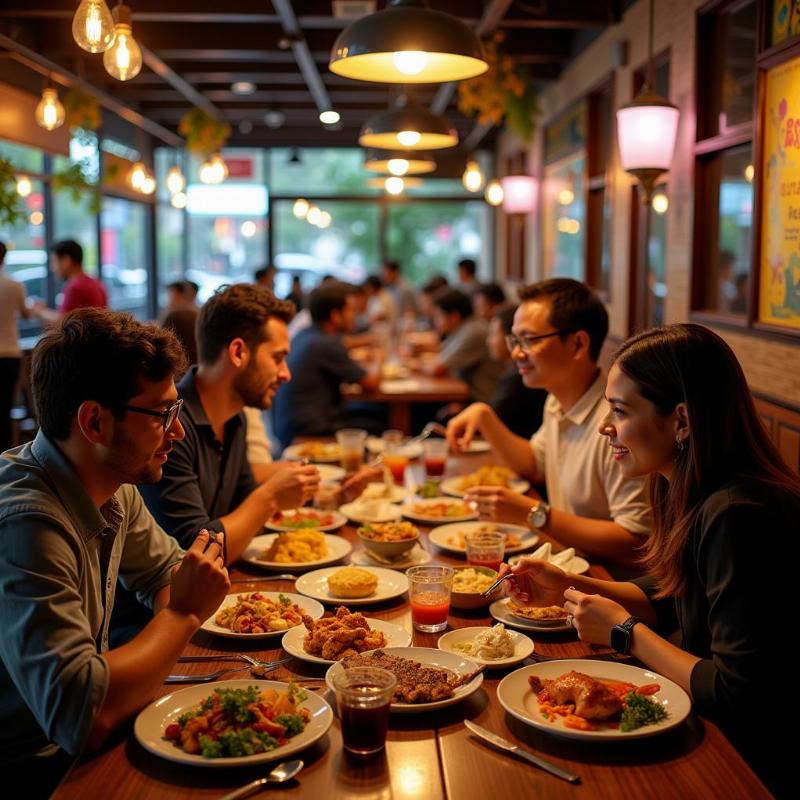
610, 615, 642, 655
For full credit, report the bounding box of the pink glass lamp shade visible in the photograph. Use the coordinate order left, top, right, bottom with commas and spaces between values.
500, 175, 537, 214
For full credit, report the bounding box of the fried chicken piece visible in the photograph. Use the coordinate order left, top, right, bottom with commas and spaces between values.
528, 670, 622, 720
301, 606, 386, 660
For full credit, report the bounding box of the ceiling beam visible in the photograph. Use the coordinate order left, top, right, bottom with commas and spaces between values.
0, 32, 183, 146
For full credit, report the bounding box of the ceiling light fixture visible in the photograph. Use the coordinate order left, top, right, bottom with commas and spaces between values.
16, 176, 32, 197
166, 165, 185, 195
462, 159, 483, 192
128, 161, 147, 190
484, 179, 503, 207
320, 110, 341, 125
72, 0, 115, 53
103, 3, 143, 81
199, 153, 228, 184
35, 86, 65, 131
293, 198, 310, 219
364, 149, 436, 175
231, 81, 256, 95
616, 0, 679, 203
501, 175, 537, 214
385, 176, 405, 194
170, 191, 187, 209
330, 0, 487, 84
360, 95, 457, 150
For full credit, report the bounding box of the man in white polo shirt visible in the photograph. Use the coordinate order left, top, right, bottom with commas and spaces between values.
446, 278, 650, 568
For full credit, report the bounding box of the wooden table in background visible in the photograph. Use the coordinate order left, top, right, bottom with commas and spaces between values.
52, 456, 769, 800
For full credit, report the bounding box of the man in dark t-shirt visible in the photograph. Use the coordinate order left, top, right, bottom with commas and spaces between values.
272, 281, 380, 448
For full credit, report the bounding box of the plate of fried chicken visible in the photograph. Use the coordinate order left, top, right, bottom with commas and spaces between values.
325, 647, 485, 713
497, 659, 691, 740
282, 606, 411, 665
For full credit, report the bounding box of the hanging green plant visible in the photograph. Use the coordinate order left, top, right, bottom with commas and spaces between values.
52, 162, 101, 214
457, 32, 539, 142
178, 107, 231, 157
0, 156, 24, 227
64, 86, 102, 132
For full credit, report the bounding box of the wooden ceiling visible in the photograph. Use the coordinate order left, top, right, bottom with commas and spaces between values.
0, 1, 622, 149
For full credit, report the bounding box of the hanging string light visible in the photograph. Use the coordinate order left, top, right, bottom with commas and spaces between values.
484, 179, 503, 206
166, 165, 185, 195
72, 0, 115, 53
462, 159, 484, 192
128, 161, 147, 190
103, 4, 143, 81
199, 153, 228, 184
293, 198, 310, 219
170, 191, 187, 209
16, 176, 33, 198
35, 86, 66, 131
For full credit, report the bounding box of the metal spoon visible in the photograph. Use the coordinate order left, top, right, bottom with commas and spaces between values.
217, 760, 304, 800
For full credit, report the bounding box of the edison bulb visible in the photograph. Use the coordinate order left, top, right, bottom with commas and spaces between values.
651, 192, 669, 214
462, 160, 483, 192
387, 158, 409, 176
16, 176, 32, 198
35, 88, 65, 131
199, 154, 227, 184
485, 180, 504, 206
170, 191, 187, 209
385, 176, 404, 195
72, 0, 115, 53
166, 166, 185, 195
744, 164, 754, 183
397, 130, 421, 147
306, 206, 322, 226
293, 198, 310, 219
393, 51, 428, 76
103, 9, 142, 82
140, 175, 156, 195
129, 161, 147, 190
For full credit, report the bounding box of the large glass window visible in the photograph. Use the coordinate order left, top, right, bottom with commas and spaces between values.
386, 201, 485, 285
156, 204, 185, 310
542, 154, 586, 279
646, 184, 669, 327
101, 197, 149, 319
268, 148, 380, 196
0, 140, 44, 173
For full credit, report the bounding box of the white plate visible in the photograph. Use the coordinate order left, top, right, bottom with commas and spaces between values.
437, 626, 534, 668
316, 464, 346, 482
265, 508, 347, 533
242, 533, 352, 571
338, 500, 403, 524
489, 598, 573, 633
365, 437, 424, 459
282, 617, 412, 665
401, 498, 478, 524
325, 647, 484, 713
283, 442, 342, 463
509, 552, 590, 575
428, 521, 539, 556
497, 660, 692, 741
350, 544, 432, 570
439, 476, 530, 498
134, 679, 333, 767
356, 483, 408, 503
294, 566, 408, 606
200, 592, 324, 639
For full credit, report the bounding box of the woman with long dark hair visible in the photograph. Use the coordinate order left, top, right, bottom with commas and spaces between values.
507, 324, 798, 796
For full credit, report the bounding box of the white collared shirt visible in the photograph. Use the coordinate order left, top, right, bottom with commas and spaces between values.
530, 372, 651, 535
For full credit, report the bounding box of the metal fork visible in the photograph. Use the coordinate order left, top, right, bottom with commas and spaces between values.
229, 575, 298, 584
165, 665, 260, 684
177, 655, 293, 668
406, 421, 447, 447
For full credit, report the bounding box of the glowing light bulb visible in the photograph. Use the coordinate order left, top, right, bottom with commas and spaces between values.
72, 0, 115, 53
558, 188, 575, 206
306, 206, 322, 226
651, 192, 669, 214
35, 88, 65, 131
385, 176, 404, 195
462, 159, 483, 192
16, 176, 32, 197
393, 51, 428, 76
397, 130, 421, 147
485, 179, 503, 206
199, 154, 227, 184
166, 166, 185, 195
30, 211, 44, 226
129, 161, 147, 190
387, 158, 409, 176
170, 191, 187, 209
319, 110, 340, 125
240, 220, 257, 237
744, 164, 754, 183
140, 175, 156, 195
317, 211, 332, 229
293, 198, 310, 219
103, 6, 142, 81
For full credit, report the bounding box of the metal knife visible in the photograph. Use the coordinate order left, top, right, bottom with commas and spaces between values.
463, 720, 580, 784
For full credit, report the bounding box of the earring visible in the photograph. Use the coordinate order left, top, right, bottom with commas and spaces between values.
676, 436, 684, 453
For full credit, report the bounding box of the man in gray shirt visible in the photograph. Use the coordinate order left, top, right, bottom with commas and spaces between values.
0, 309, 230, 788
421, 288, 504, 404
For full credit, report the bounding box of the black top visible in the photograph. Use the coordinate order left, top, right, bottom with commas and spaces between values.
490, 365, 547, 440
634, 480, 799, 797
162, 307, 198, 366
272, 324, 365, 449
138, 366, 256, 548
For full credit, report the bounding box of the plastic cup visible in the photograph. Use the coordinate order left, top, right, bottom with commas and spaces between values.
332, 666, 396, 756
407, 565, 453, 633
465, 531, 505, 573
336, 428, 367, 473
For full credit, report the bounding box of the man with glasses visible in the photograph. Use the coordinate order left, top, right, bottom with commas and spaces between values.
446, 278, 650, 568
0, 310, 230, 791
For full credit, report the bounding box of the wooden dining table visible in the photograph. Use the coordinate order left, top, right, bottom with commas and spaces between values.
51, 454, 770, 800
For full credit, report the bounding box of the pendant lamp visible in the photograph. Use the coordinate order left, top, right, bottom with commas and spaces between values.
330, 0, 487, 84
364, 149, 436, 175
360, 95, 457, 150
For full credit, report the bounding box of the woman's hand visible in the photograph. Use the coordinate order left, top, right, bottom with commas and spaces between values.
338, 466, 384, 504
502, 557, 570, 607
463, 486, 533, 526
563, 588, 630, 645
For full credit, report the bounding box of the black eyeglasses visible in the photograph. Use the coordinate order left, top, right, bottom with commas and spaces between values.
505, 329, 577, 354
124, 398, 183, 431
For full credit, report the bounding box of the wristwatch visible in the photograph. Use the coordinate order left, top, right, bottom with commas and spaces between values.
526, 500, 550, 530
610, 616, 642, 655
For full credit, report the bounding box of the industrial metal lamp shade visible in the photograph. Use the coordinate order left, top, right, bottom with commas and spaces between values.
364, 149, 436, 175
359, 96, 458, 150
617, 89, 679, 202
330, 0, 487, 84
501, 175, 537, 214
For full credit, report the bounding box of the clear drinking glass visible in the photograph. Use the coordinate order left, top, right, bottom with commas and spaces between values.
422, 437, 448, 481
336, 428, 367, 473
465, 531, 505, 573
332, 666, 396, 756
382, 429, 409, 484
407, 565, 453, 633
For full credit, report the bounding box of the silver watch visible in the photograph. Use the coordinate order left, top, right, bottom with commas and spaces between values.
527, 500, 550, 530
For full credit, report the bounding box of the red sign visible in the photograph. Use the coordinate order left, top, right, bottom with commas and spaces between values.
223, 158, 254, 178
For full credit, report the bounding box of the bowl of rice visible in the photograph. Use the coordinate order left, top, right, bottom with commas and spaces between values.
450, 566, 502, 609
